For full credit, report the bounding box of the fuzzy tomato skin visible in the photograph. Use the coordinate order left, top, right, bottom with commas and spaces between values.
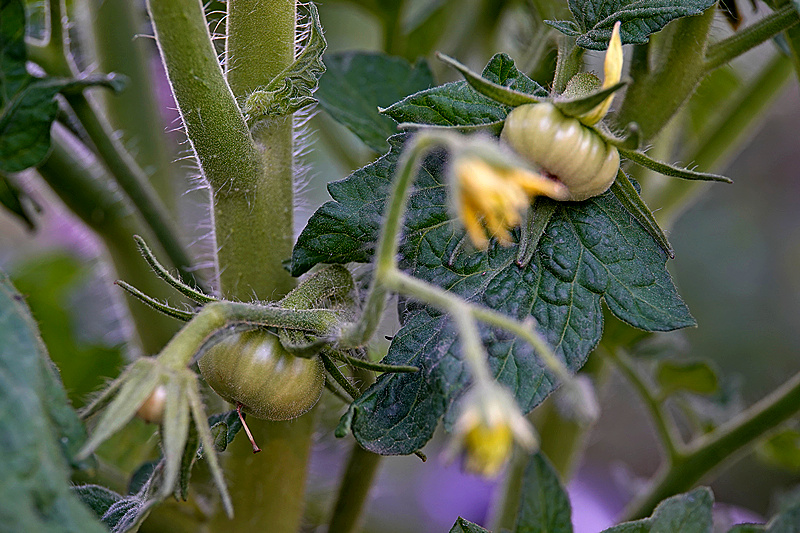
198, 330, 324, 421
136, 385, 167, 424
501, 103, 620, 201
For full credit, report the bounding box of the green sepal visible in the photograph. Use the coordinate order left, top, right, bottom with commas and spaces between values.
552, 80, 628, 117
610, 170, 673, 258
436, 52, 545, 107
396, 120, 506, 135
242, 2, 326, 123
620, 148, 733, 183
176, 421, 199, 501
596, 122, 642, 150
516, 197, 560, 268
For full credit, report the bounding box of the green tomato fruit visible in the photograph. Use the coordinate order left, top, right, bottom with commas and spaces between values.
198, 330, 324, 421
501, 102, 620, 201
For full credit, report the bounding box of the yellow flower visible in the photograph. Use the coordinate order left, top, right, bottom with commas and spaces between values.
454, 156, 569, 249
447, 381, 537, 477
580, 21, 623, 126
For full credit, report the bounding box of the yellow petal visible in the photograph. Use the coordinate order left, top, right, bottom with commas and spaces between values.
580, 21, 622, 126
463, 423, 514, 477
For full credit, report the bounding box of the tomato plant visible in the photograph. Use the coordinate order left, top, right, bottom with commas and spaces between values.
2, 0, 800, 532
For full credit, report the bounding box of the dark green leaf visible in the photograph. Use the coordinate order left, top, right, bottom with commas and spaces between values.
601, 487, 713, 533
610, 171, 672, 258
765, 505, 800, 533
656, 359, 719, 397
514, 453, 573, 533
727, 526, 765, 533
0, 0, 28, 105
72, 485, 123, 520
544, 19, 582, 36
296, 54, 693, 455
552, 0, 717, 50
0, 273, 106, 532
381, 53, 546, 129
176, 421, 199, 501
297, 134, 693, 454
0, 75, 126, 173
317, 52, 434, 152
450, 517, 491, 533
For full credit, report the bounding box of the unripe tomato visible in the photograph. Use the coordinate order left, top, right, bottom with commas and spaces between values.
198, 330, 324, 421
501, 103, 620, 201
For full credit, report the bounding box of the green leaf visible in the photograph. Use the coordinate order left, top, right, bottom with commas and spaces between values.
1, 0, 127, 172
602, 487, 713, 533
450, 517, 491, 533
207, 409, 244, 453
293, 54, 693, 456
548, 0, 717, 50
0, 273, 106, 532
317, 52, 434, 152
656, 359, 719, 397
295, 135, 693, 454
514, 453, 573, 533
765, 505, 800, 533
0, 0, 28, 105
757, 428, 800, 472
242, 2, 325, 122
74, 480, 158, 533
9, 253, 125, 409
610, 171, 673, 258
544, 19, 582, 36
381, 53, 546, 129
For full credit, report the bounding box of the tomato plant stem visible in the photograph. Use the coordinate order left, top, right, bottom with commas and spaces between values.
328, 445, 383, 533
624, 369, 800, 520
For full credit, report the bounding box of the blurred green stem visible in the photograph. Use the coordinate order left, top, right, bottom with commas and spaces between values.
605, 347, 684, 464
86, 0, 177, 206
624, 369, 800, 520
650, 52, 792, 227
328, 444, 383, 533
37, 125, 180, 353
29, 0, 201, 289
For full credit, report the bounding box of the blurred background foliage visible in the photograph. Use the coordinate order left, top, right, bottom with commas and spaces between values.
2, 0, 799, 531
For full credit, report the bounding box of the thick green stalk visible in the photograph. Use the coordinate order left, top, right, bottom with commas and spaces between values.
649, 53, 792, 226
87, 0, 177, 206
624, 370, 800, 520
615, 8, 715, 141
327, 445, 383, 533
38, 125, 179, 353
209, 2, 311, 532
220, 0, 296, 298
703, 4, 799, 72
